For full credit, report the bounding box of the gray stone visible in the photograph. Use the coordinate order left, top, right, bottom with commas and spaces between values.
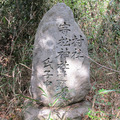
30, 3, 90, 107
24, 100, 91, 120
0, 117, 8, 120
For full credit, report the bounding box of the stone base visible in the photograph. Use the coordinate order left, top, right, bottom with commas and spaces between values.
24, 100, 91, 120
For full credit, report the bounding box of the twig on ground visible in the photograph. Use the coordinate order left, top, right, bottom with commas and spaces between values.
19, 63, 32, 71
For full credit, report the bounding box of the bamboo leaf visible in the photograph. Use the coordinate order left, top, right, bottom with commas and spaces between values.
38, 87, 47, 97
98, 89, 116, 94
52, 97, 59, 106
18, 94, 39, 102
47, 111, 51, 120
41, 93, 48, 97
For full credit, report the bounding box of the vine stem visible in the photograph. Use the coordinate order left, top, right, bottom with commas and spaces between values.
83, 53, 120, 74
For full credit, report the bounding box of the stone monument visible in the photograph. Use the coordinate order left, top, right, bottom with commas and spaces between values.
24, 3, 91, 120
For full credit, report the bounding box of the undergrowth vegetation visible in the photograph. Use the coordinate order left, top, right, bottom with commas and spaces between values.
0, 0, 120, 120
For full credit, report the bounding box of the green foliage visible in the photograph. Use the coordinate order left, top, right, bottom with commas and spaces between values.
98, 88, 117, 95
87, 109, 105, 120
86, 87, 120, 119
18, 94, 39, 102
38, 86, 69, 119
38, 86, 48, 97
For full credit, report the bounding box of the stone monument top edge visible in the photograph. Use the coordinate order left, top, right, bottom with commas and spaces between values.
43, 2, 73, 17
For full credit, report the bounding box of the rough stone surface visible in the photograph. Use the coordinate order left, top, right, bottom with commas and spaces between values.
24, 100, 91, 120
30, 3, 90, 107
0, 117, 8, 120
